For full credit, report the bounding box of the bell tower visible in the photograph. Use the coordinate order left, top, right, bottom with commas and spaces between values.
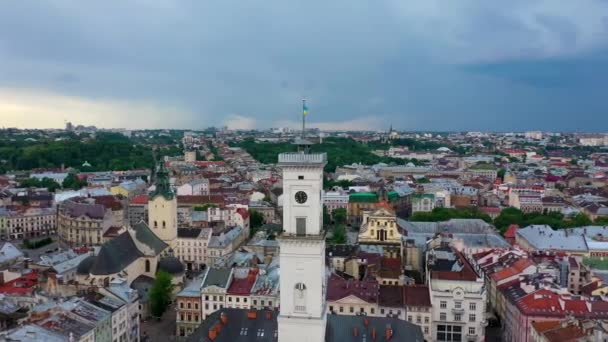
148, 160, 178, 249
277, 144, 328, 342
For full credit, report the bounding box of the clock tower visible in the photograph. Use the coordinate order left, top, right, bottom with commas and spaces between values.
277, 143, 328, 342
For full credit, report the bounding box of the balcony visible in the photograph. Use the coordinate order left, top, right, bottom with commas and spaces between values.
451, 307, 465, 314
466, 333, 478, 341
278, 152, 327, 165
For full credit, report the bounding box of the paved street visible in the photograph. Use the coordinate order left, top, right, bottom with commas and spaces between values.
141, 303, 177, 342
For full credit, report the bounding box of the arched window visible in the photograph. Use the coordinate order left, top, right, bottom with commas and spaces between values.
162, 221, 166, 229
154, 221, 158, 228
294, 283, 307, 312
145, 260, 150, 273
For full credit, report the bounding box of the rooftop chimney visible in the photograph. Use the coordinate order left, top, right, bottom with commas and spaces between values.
385, 325, 393, 340
353, 327, 358, 337
208, 328, 217, 341
372, 327, 377, 340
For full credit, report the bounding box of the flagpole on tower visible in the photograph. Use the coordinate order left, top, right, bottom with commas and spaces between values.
302, 98, 306, 140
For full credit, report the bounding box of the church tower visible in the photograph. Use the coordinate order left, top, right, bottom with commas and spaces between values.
148, 160, 178, 250
277, 143, 328, 342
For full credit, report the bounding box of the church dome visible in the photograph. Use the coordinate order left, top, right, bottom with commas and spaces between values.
157, 256, 184, 275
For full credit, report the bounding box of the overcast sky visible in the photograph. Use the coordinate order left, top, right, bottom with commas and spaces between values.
1, 1, 608, 131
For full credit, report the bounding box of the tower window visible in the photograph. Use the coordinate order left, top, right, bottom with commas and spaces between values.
296, 218, 306, 236
163, 221, 166, 229
298, 175, 304, 180
154, 221, 158, 228
294, 283, 307, 312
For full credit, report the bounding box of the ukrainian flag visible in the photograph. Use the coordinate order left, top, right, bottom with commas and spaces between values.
303, 102, 308, 116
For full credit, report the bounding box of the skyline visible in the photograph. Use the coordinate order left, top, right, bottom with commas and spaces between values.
1, 1, 608, 131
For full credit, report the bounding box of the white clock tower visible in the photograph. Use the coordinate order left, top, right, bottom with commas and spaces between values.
277, 143, 328, 342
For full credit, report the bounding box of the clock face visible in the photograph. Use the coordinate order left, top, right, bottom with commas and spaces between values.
295, 191, 308, 204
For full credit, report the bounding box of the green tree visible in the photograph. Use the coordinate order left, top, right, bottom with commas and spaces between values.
323, 205, 331, 225
332, 208, 347, 225
331, 224, 347, 244
566, 213, 592, 227
493, 207, 524, 232
595, 217, 608, 225
410, 207, 492, 223
150, 270, 174, 318
249, 209, 265, 237
19, 177, 61, 192
497, 168, 506, 180
193, 204, 217, 212
62, 173, 87, 190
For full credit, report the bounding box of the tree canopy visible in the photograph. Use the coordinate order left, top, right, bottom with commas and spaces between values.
149, 270, 174, 318
234, 137, 423, 172
332, 208, 347, 225
493, 208, 595, 232
19, 177, 61, 192
410, 207, 493, 223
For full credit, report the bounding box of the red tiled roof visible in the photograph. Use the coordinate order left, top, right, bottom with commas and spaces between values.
403, 285, 431, 307
542, 324, 588, 342
326, 273, 379, 303
531, 320, 562, 334
94, 195, 123, 210
177, 195, 225, 205
504, 225, 519, 238
236, 207, 249, 220
227, 269, 259, 295
516, 289, 565, 316
479, 206, 501, 214
581, 280, 601, 296
490, 258, 534, 282
378, 285, 404, 307
0, 271, 38, 295
379, 257, 401, 279
131, 194, 149, 205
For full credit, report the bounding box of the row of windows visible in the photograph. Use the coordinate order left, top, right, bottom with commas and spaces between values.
439, 301, 476, 311
438, 312, 476, 322
179, 313, 199, 322
328, 305, 400, 316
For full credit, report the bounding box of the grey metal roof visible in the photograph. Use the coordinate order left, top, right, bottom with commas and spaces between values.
185, 308, 277, 342
158, 256, 185, 275
325, 314, 425, 342
202, 267, 233, 289
516, 225, 588, 251
90, 232, 143, 275
1, 324, 66, 342
178, 276, 205, 298
130, 275, 155, 303
132, 221, 168, 255
77, 255, 96, 274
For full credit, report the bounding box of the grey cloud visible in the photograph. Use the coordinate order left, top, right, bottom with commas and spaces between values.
0, 1, 608, 130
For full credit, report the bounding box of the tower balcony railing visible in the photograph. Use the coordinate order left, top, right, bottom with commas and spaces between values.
278, 152, 327, 165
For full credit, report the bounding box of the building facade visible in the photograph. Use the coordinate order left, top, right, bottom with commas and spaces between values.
277, 151, 328, 342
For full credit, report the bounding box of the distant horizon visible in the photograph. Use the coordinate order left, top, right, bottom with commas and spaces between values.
1, 124, 607, 135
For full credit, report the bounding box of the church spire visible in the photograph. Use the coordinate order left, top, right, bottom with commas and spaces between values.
151, 158, 174, 200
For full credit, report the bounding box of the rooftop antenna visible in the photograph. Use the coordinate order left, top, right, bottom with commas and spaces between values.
302, 98, 307, 141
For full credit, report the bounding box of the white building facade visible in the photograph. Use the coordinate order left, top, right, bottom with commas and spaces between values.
277, 151, 328, 342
